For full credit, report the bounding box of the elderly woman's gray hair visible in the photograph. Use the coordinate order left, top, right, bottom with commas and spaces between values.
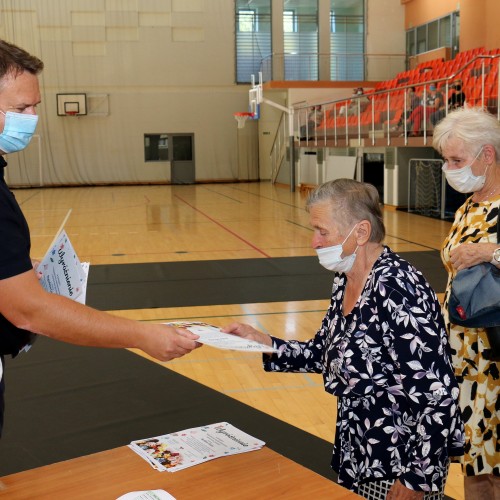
432, 107, 500, 158
306, 178, 385, 243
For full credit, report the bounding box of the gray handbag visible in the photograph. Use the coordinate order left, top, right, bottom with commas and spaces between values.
448, 216, 500, 361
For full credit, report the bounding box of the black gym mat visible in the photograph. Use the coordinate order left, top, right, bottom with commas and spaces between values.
0, 337, 335, 480
86, 251, 447, 311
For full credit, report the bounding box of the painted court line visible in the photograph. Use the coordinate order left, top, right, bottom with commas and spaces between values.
140, 307, 327, 325
174, 194, 271, 258
46, 209, 72, 250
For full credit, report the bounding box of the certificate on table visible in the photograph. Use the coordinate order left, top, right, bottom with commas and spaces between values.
129, 422, 265, 473
165, 321, 278, 353
38, 230, 89, 304
116, 490, 175, 500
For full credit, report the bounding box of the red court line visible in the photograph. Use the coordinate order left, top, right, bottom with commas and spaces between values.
174, 194, 271, 258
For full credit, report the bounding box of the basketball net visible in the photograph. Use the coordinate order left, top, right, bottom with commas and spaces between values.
233, 112, 253, 129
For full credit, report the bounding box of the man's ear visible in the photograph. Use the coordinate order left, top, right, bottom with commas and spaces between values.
355, 220, 371, 245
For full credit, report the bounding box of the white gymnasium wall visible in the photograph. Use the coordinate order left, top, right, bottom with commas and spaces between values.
0, 0, 251, 186
324, 155, 357, 182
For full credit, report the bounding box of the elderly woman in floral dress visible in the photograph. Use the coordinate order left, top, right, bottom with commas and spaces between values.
224, 179, 464, 500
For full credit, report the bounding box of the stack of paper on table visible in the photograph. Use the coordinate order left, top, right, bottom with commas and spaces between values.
164, 321, 278, 353
129, 422, 265, 472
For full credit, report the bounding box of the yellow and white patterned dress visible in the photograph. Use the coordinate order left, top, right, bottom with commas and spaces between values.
441, 195, 500, 477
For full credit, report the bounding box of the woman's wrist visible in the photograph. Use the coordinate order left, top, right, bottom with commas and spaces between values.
491, 246, 500, 266
261, 333, 273, 347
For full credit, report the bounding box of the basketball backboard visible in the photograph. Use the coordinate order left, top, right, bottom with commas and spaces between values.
56, 93, 87, 116
249, 73, 263, 116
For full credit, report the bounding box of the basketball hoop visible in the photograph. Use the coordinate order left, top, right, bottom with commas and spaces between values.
66, 111, 78, 117
233, 112, 253, 129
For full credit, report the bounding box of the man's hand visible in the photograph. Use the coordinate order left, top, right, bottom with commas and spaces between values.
222, 322, 272, 347
140, 323, 201, 362
31, 259, 42, 279
387, 480, 424, 500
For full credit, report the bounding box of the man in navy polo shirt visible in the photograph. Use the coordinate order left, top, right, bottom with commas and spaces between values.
0, 39, 199, 435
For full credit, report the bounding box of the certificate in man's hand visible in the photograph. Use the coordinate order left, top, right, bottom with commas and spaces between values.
165, 321, 277, 353
38, 230, 89, 303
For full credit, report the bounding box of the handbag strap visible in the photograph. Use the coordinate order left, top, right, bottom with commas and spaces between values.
497, 214, 500, 244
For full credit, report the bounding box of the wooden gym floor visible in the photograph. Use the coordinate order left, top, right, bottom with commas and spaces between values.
15, 181, 462, 499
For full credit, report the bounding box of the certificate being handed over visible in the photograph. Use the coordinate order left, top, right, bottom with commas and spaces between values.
165, 321, 277, 353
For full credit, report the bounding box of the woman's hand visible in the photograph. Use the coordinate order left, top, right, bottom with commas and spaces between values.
387, 480, 424, 500
450, 242, 498, 271
222, 322, 273, 347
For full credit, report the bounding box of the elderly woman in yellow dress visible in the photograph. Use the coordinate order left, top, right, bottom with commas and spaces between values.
432, 107, 500, 500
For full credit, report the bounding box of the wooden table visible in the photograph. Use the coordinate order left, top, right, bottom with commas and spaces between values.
0, 446, 361, 499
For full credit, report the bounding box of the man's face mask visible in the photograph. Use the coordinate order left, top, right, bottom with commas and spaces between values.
0, 110, 39, 154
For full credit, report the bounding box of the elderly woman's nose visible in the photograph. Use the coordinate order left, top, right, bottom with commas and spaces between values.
312, 234, 322, 249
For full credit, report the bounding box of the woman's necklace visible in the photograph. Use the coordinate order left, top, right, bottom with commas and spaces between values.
473, 184, 500, 202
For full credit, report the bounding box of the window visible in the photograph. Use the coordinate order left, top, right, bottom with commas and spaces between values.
439, 16, 451, 48
144, 134, 168, 162
427, 20, 438, 51
406, 12, 458, 58
172, 136, 193, 161
284, 0, 319, 81
235, 0, 366, 83
235, 0, 271, 83
238, 9, 256, 32
330, 0, 364, 81
283, 10, 297, 33
406, 30, 415, 57
416, 25, 427, 54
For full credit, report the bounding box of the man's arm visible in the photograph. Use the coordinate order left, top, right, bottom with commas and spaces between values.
0, 269, 199, 361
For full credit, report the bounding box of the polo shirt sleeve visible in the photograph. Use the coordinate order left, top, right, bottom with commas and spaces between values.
0, 181, 32, 280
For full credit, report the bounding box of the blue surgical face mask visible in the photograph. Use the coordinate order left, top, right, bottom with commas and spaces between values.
316, 224, 358, 273
0, 110, 39, 154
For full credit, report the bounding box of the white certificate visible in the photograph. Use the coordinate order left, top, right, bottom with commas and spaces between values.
129, 422, 265, 473
38, 230, 89, 303
165, 321, 277, 353
116, 490, 175, 500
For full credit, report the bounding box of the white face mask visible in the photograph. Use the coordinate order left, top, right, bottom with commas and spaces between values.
316, 224, 358, 273
442, 147, 487, 193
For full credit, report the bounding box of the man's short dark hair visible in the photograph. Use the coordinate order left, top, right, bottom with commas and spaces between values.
0, 39, 43, 81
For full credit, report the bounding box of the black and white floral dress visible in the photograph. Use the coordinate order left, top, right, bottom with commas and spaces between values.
264, 246, 464, 495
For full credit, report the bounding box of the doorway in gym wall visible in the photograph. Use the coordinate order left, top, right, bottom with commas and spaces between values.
171, 133, 195, 184
362, 152, 384, 202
